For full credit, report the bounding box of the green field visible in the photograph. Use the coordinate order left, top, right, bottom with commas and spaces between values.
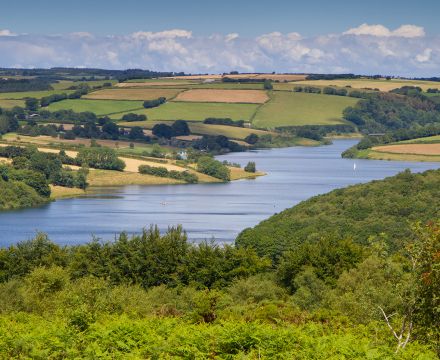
0, 90, 76, 100
399, 135, 440, 144
112, 102, 259, 121
0, 99, 26, 108
47, 99, 144, 115
252, 91, 358, 128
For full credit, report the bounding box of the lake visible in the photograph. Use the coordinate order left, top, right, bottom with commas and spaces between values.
1, 139, 439, 246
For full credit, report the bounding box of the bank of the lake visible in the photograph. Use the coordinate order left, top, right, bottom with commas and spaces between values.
0, 139, 439, 246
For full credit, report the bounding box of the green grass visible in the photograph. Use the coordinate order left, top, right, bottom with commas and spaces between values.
188, 123, 271, 139
111, 102, 259, 121
0, 99, 25, 108
252, 91, 358, 128
47, 99, 144, 115
398, 135, 440, 144
0, 90, 76, 100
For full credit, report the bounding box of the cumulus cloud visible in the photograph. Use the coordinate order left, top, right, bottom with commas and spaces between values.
0, 25, 438, 76
344, 23, 425, 38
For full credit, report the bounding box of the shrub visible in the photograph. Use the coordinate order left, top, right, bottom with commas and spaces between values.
197, 156, 230, 181
244, 161, 256, 173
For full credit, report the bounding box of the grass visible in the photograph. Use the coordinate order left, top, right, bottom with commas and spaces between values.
47, 99, 144, 115
0, 90, 75, 100
229, 167, 265, 180
111, 102, 259, 121
117, 120, 273, 140
50, 185, 85, 199
173, 89, 268, 104
188, 123, 273, 140
0, 99, 25, 108
398, 135, 440, 144
84, 88, 183, 100
296, 78, 440, 92
360, 149, 440, 162
252, 91, 358, 128
87, 169, 184, 186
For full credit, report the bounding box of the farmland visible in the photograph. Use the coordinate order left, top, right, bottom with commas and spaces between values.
0, 89, 75, 99
112, 101, 259, 121
296, 78, 440, 92
173, 89, 269, 104
118, 120, 274, 140
252, 91, 358, 127
373, 143, 440, 156
47, 99, 144, 115
84, 88, 183, 100
0, 99, 25, 108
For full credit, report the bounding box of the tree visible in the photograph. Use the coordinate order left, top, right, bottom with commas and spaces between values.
129, 126, 145, 140
171, 120, 190, 136
244, 161, 256, 173
152, 124, 173, 139
76, 147, 125, 171
244, 134, 259, 145
25, 98, 39, 111
263, 79, 273, 90
197, 156, 230, 181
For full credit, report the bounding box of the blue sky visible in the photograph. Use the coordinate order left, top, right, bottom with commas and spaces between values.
0, 0, 439, 75
1, 0, 439, 36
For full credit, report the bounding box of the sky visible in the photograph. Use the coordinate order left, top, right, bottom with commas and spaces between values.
0, 0, 439, 76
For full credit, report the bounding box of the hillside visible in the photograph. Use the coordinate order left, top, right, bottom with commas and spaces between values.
236, 168, 440, 259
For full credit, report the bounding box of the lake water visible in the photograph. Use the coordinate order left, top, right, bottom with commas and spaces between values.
1, 139, 439, 246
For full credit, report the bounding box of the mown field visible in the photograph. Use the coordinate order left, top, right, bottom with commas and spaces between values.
112, 101, 259, 121
84, 88, 183, 100
0, 99, 25, 108
173, 89, 268, 104
252, 91, 358, 127
0, 89, 75, 99
296, 78, 440, 92
47, 99, 144, 115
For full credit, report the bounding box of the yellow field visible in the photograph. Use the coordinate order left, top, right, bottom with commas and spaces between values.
296, 79, 440, 92
87, 169, 184, 186
373, 143, 440, 155
164, 73, 307, 81
84, 88, 183, 100
173, 89, 269, 104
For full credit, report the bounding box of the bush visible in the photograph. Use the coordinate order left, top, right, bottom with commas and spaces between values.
139, 164, 198, 183
244, 161, 256, 173
197, 156, 230, 181
244, 133, 259, 144
121, 113, 147, 122
143, 97, 166, 109
76, 147, 125, 171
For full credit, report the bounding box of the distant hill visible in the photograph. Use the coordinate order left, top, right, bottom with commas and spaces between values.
236, 168, 440, 260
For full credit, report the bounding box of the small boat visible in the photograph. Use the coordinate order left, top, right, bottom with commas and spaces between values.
353, 163, 357, 171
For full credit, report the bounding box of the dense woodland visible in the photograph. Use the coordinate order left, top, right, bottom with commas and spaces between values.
0, 169, 438, 358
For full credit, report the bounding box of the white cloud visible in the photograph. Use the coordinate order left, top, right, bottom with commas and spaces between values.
225, 33, 239, 42
0, 25, 438, 77
344, 23, 425, 38
131, 29, 192, 40
416, 48, 432, 62
0, 29, 15, 36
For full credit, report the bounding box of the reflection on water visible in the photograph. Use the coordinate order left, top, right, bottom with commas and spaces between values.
0, 139, 439, 246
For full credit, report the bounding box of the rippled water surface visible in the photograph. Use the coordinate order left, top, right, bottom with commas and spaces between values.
1, 140, 439, 246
